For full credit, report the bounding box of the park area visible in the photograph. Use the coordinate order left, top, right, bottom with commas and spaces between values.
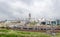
0, 29, 60, 37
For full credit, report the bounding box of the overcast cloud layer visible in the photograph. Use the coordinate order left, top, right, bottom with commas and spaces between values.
0, 0, 60, 20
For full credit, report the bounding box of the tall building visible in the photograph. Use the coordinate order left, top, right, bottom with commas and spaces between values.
29, 13, 31, 20
56, 19, 60, 25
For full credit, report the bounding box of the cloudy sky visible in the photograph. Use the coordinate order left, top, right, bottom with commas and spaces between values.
0, 0, 60, 20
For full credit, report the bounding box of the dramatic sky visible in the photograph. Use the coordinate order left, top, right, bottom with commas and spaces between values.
0, 0, 60, 20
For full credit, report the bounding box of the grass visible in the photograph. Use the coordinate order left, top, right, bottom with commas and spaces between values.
0, 29, 60, 37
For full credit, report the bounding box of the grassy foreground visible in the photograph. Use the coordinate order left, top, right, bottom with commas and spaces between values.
0, 29, 60, 37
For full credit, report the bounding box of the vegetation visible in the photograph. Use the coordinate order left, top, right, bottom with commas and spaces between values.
0, 29, 60, 37
30, 21, 38, 25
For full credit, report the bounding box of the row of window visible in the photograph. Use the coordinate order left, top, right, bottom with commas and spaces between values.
40, 20, 60, 25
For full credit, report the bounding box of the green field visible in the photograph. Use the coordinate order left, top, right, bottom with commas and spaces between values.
0, 29, 60, 37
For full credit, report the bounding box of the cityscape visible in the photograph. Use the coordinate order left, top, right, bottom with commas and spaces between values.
0, 13, 60, 33
0, 0, 60, 37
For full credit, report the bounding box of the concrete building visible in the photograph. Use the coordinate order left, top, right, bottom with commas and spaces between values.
38, 18, 60, 25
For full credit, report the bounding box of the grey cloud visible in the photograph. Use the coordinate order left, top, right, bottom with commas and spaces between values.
20, 0, 33, 6
0, 0, 60, 20
0, 0, 28, 20
0, 0, 18, 19
51, 0, 60, 18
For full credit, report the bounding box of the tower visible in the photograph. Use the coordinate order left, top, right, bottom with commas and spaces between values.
29, 13, 31, 20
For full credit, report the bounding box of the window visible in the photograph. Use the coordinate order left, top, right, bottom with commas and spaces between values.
41, 22, 46, 25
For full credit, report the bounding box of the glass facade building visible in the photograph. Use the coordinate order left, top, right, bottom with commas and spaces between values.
56, 20, 60, 25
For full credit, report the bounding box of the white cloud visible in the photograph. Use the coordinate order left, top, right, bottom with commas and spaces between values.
0, 0, 60, 20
